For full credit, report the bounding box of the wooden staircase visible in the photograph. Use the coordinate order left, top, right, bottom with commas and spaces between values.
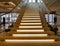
0, 4, 60, 46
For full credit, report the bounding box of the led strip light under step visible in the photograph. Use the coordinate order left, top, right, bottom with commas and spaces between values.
20, 23, 42, 25
19, 26, 43, 28
5, 39, 55, 43
12, 34, 48, 37
22, 18, 40, 19
17, 30, 44, 32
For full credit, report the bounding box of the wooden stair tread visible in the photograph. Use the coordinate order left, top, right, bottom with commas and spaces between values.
0, 36, 59, 40
5, 31, 54, 35
18, 28, 44, 30
0, 36, 55, 40
0, 4, 60, 46
0, 41, 60, 46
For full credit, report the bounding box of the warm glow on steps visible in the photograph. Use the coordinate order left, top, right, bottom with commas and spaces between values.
12, 34, 48, 37
21, 20, 41, 22
19, 26, 43, 28
22, 18, 40, 19
23, 16, 40, 17
5, 39, 55, 43
20, 23, 42, 25
17, 30, 44, 32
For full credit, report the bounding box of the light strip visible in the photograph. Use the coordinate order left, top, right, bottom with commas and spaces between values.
9, 2, 16, 6
21, 21, 41, 22
23, 15, 40, 17
24, 13, 40, 16
5, 39, 55, 43
20, 23, 42, 25
23, 16, 40, 17
17, 30, 44, 32
12, 34, 48, 37
22, 20, 41, 21
21, 20, 41, 22
22, 18, 40, 19
21, 21, 41, 23
24, 15, 40, 16
19, 26, 42, 28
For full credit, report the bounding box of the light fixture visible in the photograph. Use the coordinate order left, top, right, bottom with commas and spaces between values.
22, 18, 40, 19
5, 39, 55, 43
13, 34, 48, 37
17, 29, 44, 32
19, 26, 43, 28
9, 2, 16, 6
20, 23, 42, 25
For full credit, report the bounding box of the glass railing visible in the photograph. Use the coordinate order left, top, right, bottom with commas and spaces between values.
0, 0, 27, 30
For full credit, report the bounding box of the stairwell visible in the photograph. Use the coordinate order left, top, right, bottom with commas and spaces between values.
0, 3, 60, 46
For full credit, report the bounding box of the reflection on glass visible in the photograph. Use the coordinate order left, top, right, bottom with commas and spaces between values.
45, 14, 49, 22
0, 13, 19, 29
0, 13, 19, 23
0, 23, 12, 29
49, 14, 53, 22
45, 14, 55, 25
29, 0, 31, 3
32, 0, 35, 2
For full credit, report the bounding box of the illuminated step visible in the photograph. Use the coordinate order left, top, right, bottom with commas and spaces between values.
24, 15, 37, 16
23, 15, 40, 17
24, 14, 40, 16
19, 26, 42, 28
22, 18, 40, 19
23, 16, 40, 17
12, 34, 48, 37
21, 21, 41, 22
5, 39, 55, 43
20, 23, 42, 25
21, 20, 41, 22
23, 15, 40, 16
17, 30, 44, 32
